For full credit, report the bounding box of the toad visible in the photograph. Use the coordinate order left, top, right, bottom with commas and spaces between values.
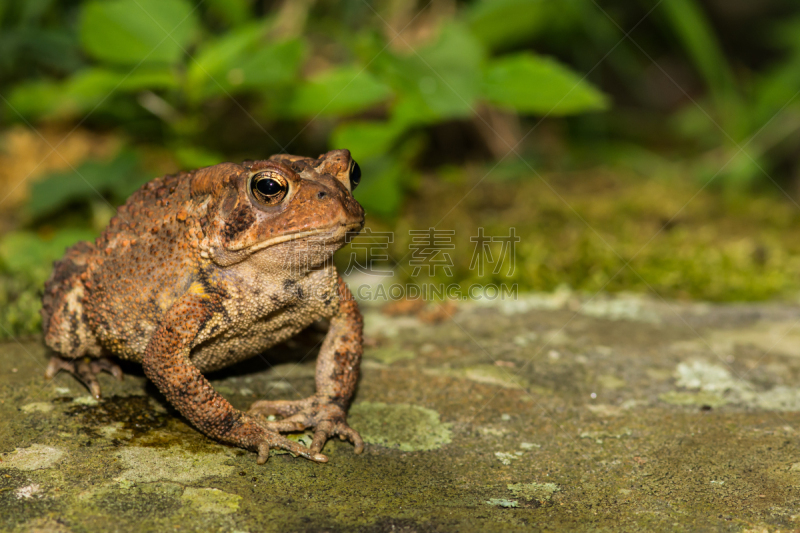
41, 150, 365, 464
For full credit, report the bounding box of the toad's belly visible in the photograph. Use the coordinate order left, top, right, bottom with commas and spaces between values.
188, 308, 320, 373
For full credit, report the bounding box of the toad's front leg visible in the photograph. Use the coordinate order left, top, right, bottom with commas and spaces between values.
142, 289, 327, 464
249, 276, 364, 455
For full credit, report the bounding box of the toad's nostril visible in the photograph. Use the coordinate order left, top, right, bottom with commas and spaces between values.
317, 191, 327, 200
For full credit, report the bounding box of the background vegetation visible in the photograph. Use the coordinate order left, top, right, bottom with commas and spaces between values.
2, 0, 800, 339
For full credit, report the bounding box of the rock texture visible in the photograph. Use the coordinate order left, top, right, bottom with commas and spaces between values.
3, 291, 800, 531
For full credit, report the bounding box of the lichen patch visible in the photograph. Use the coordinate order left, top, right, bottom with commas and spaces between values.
181, 487, 242, 514
485, 498, 518, 508
662, 359, 800, 411
348, 401, 452, 452
20, 402, 53, 413
0, 444, 65, 471
115, 446, 235, 483
508, 482, 561, 503
15, 483, 42, 499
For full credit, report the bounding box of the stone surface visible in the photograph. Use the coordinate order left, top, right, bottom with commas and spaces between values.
4, 292, 800, 531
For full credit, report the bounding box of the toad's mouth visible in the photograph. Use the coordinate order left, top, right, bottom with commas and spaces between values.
229, 221, 364, 253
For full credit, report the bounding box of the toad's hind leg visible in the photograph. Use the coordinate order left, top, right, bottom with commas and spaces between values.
45, 356, 123, 399
41, 239, 111, 398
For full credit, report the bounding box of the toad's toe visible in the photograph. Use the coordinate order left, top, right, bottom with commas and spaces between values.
252, 427, 328, 464
45, 355, 124, 399
251, 397, 363, 455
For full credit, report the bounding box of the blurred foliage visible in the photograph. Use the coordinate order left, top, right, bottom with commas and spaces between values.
3, 0, 800, 339
27, 150, 146, 219
0, 229, 97, 338
1, 0, 608, 218
360, 160, 800, 302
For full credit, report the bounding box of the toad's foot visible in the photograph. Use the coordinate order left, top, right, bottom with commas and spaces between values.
45, 356, 123, 399
243, 415, 328, 464
249, 396, 364, 455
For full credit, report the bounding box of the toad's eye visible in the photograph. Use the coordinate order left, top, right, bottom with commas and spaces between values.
250, 171, 289, 205
349, 160, 361, 191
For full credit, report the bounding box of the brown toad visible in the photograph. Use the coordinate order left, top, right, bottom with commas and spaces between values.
41, 150, 365, 464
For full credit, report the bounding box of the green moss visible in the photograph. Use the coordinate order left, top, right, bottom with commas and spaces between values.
0, 229, 98, 340
389, 171, 800, 302
0, 273, 41, 340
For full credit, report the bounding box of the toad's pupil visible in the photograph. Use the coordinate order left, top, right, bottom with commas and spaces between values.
350, 161, 361, 187
256, 178, 282, 196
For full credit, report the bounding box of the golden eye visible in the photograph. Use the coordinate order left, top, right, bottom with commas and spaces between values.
250, 171, 288, 204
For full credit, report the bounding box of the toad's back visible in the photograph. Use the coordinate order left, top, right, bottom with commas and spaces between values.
41, 170, 204, 360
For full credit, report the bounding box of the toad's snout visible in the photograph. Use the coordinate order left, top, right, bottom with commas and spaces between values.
312, 178, 365, 226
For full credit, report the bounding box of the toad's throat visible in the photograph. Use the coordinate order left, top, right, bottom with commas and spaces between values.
227, 222, 364, 253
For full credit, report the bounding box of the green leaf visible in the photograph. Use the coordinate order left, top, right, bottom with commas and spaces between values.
67, 66, 178, 97
17, 0, 55, 24
27, 151, 143, 219
186, 22, 265, 101
7, 66, 178, 119
79, 0, 198, 65
28, 172, 105, 219
284, 65, 392, 118
331, 121, 406, 161
352, 157, 407, 218
390, 96, 439, 128
348, 136, 425, 218
13, 28, 84, 75
660, 0, 735, 101
205, 0, 251, 26
467, 0, 548, 51
753, 61, 800, 134
187, 25, 304, 102
234, 38, 305, 89
5, 79, 63, 119
174, 145, 224, 169
481, 52, 608, 115
376, 23, 484, 121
